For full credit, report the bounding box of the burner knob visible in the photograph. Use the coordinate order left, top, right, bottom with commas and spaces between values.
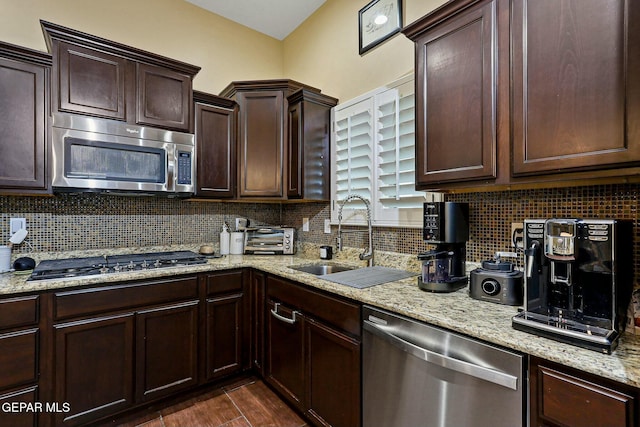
127, 261, 136, 270
141, 260, 149, 269
154, 260, 162, 268
99, 264, 109, 274
113, 263, 122, 272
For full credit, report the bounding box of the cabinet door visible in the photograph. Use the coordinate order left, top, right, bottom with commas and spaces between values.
512, 0, 640, 176
205, 294, 243, 380
530, 357, 638, 427
0, 329, 38, 391
0, 56, 47, 191
195, 102, 236, 197
53, 313, 134, 426
306, 319, 361, 427
56, 42, 127, 120
265, 299, 305, 410
414, 0, 497, 186
237, 90, 284, 197
135, 300, 198, 403
137, 63, 191, 131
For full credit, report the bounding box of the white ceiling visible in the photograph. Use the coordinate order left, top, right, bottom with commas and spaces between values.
185, 0, 327, 40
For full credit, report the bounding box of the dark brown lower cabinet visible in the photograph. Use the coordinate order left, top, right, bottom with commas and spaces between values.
205, 294, 243, 380
266, 300, 306, 411
530, 356, 639, 427
306, 319, 360, 427
250, 270, 266, 375
264, 275, 362, 427
53, 313, 135, 426
0, 386, 39, 427
135, 301, 198, 402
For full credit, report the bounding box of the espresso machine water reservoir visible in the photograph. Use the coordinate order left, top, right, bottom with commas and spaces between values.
512, 218, 634, 353
418, 202, 469, 293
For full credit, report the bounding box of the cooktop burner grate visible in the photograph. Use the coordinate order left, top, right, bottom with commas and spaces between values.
29, 250, 207, 281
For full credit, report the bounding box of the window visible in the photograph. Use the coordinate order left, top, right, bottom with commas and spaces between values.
331, 74, 441, 228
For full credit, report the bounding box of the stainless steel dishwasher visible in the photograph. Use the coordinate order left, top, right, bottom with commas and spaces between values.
363, 305, 526, 427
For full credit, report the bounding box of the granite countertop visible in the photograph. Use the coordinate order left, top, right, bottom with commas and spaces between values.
1, 243, 639, 389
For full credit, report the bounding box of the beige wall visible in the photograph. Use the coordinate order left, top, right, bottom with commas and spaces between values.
0, 0, 283, 94
283, 0, 447, 102
0, 0, 445, 100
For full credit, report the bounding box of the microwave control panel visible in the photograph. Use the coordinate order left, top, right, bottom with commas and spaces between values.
177, 151, 192, 185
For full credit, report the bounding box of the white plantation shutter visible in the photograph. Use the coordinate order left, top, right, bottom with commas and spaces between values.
373, 78, 427, 226
332, 98, 373, 223
331, 74, 441, 227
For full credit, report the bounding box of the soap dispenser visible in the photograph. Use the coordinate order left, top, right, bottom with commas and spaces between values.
219, 223, 230, 255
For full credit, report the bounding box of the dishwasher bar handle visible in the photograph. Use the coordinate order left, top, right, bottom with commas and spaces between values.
363, 320, 519, 390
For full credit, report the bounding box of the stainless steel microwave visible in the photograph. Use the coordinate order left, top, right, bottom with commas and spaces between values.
51, 113, 195, 196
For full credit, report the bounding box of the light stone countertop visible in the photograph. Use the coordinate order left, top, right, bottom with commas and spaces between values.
1, 243, 639, 389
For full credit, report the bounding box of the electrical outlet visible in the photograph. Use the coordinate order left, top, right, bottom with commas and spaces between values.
511, 222, 524, 248
10, 218, 26, 235
302, 217, 310, 232
324, 219, 332, 234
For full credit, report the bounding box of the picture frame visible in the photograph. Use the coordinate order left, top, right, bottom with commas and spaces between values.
358, 0, 403, 55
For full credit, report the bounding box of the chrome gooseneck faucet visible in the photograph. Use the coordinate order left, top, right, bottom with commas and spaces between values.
337, 194, 374, 266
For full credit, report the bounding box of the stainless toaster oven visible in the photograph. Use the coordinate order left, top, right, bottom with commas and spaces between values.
243, 228, 295, 255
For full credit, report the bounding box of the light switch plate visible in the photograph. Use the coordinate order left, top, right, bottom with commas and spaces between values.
324, 219, 332, 234
302, 217, 310, 232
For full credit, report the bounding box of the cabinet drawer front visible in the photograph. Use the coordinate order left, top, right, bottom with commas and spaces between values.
0, 386, 39, 427
54, 276, 199, 320
0, 295, 38, 330
539, 366, 634, 427
205, 269, 244, 296
0, 329, 38, 390
266, 276, 360, 337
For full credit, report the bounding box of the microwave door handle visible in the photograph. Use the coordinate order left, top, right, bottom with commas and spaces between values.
167, 149, 175, 191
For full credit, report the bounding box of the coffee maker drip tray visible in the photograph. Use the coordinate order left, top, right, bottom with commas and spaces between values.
512, 311, 618, 354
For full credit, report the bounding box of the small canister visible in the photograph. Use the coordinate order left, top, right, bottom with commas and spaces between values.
320, 245, 333, 260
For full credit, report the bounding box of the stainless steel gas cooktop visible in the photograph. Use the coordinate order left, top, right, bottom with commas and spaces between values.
29, 250, 207, 281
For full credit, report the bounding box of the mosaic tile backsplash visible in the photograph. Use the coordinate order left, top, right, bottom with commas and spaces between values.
2, 183, 640, 285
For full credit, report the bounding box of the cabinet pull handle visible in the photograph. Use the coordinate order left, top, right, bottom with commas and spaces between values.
270, 302, 300, 324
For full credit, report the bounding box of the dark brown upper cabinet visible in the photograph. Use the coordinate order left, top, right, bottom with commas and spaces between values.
0, 42, 51, 194
404, 0, 640, 191
220, 80, 337, 201
405, 0, 497, 188
42, 20, 199, 132
193, 91, 237, 198
511, 0, 640, 176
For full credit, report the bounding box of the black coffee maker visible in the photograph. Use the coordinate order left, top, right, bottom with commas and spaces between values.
512, 218, 634, 353
418, 202, 469, 293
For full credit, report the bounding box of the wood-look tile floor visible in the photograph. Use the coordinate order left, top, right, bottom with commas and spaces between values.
116, 378, 307, 427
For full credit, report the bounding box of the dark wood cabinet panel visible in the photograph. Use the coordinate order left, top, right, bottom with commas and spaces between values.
135, 301, 198, 402
512, 0, 640, 176
205, 294, 243, 380
0, 329, 38, 391
250, 270, 266, 375
194, 92, 237, 198
530, 357, 639, 427
42, 21, 199, 132
0, 43, 49, 193
287, 90, 337, 200
56, 42, 127, 120
306, 319, 361, 427
237, 90, 284, 197
0, 386, 39, 427
136, 63, 191, 131
265, 299, 305, 411
0, 295, 39, 330
53, 313, 134, 426
410, 0, 497, 187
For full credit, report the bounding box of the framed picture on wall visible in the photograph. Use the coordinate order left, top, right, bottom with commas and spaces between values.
358, 0, 403, 55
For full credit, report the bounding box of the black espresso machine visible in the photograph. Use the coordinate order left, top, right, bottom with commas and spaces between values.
512, 218, 634, 353
418, 202, 469, 292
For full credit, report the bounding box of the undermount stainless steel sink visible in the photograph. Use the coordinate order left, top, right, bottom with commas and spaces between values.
290, 264, 356, 275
